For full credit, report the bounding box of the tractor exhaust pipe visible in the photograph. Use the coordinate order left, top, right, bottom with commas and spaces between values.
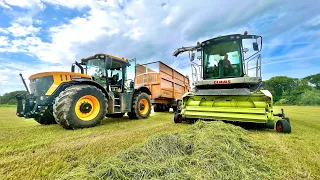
19, 73, 30, 95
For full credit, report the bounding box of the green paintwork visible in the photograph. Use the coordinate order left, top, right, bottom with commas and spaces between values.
180, 90, 274, 123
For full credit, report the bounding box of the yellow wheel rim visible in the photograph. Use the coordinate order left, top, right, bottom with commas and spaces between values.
75, 95, 100, 121
139, 99, 149, 115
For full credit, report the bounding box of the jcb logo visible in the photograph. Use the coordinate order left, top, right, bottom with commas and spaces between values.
214, 80, 231, 84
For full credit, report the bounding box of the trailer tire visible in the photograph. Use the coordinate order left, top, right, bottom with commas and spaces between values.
34, 109, 57, 125
53, 85, 107, 129
153, 104, 161, 112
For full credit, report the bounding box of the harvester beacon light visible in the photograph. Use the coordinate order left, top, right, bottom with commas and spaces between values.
244, 31, 248, 35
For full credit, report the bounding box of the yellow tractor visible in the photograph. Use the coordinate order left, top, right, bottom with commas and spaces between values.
16, 54, 152, 129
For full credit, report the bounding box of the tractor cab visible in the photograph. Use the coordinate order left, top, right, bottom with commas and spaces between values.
79, 54, 136, 93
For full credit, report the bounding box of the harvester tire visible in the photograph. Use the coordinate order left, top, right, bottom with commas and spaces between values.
53, 85, 108, 129
34, 109, 57, 125
276, 119, 291, 133
129, 92, 151, 119
174, 113, 183, 123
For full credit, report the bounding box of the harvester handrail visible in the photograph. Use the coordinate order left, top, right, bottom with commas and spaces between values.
245, 54, 261, 77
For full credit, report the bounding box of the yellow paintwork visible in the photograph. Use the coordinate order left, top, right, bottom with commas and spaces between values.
29, 72, 92, 96
75, 95, 100, 121
139, 99, 149, 115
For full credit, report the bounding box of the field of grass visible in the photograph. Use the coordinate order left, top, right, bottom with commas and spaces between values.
0, 106, 319, 179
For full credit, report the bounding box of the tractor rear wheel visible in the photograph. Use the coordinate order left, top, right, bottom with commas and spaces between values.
129, 92, 151, 119
34, 109, 57, 125
276, 119, 291, 133
53, 85, 108, 129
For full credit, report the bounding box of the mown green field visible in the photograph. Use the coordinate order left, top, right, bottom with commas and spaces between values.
0, 106, 319, 179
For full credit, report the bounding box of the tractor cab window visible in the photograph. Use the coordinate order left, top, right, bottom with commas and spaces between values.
203, 40, 242, 79
87, 59, 106, 77
86, 59, 106, 87
108, 61, 124, 92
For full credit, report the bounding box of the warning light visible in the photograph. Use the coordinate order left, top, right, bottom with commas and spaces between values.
244, 31, 248, 35
197, 42, 200, 45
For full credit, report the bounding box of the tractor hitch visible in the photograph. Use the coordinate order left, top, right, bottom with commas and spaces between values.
15, 94, 38, 119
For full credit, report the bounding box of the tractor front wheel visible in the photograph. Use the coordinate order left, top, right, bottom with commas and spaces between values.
129, 92, 151, 119
53, 85, 108, 129
276, 119, 291, 133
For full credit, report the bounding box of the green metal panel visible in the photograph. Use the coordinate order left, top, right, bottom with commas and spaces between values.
181, 90, 274, 123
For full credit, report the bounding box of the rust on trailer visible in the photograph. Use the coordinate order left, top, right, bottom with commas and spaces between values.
135, 61, 190, 111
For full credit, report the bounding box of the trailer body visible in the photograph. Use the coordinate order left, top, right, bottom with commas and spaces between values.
135, 61, 190, 112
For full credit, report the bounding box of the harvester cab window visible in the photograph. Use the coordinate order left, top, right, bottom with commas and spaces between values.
203, 40, 242, 79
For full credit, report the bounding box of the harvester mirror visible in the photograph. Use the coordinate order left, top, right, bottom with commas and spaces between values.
190, 52, 195, 62
197, 56, 202, 60
130, 81, 134, 89
253, 42, 259, 51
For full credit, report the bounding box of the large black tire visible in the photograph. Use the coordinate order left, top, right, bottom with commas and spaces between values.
153, 104, 161, 112
174, 113, 183, 123
34, 109, 57, 125
53, 85, 108, 129
276, 119, 291, 133
172, 106, 177, 112
128, 92, 151, 119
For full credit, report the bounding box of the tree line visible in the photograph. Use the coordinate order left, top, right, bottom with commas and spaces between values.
0, 73, 319, 105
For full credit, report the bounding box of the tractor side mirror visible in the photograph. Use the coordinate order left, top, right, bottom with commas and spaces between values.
190, 52, 195, 62
197, 56, 201, 60
243, 48, 249, 53
253, 42, 259, 51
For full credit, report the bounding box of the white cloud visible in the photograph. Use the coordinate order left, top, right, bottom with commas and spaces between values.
0, 1, 12, 9
0, 27, 9, 34
305, 15, 320, 27
4, 0, 44, 9
0, 36, 9, 46
7, 23, 41, 37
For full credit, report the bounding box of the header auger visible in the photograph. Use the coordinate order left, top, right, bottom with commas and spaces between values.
173, 32, 291, 133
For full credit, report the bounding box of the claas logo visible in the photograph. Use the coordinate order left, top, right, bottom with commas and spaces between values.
214, 80, 231, 84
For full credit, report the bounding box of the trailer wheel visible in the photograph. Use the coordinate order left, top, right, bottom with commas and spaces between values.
276, 119, 291, 133
34, 109, 57, 125
53, 85, 107, 129
172, 106, 177, 112
129, 92, 151, 119
153, 104, 161, 112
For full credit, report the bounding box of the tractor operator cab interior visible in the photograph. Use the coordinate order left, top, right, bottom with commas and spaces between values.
79, 54, 136, 93
200, 33, 262, 80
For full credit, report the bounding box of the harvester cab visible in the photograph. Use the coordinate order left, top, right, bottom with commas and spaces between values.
16, 53, 152, 129
173, 32, 291, 133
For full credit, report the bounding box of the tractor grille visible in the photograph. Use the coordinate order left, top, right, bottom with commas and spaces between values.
29, 75, 54, 96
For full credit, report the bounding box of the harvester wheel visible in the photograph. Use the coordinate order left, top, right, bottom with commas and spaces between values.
53, 85, 108, 129
276, 119, 291, 133
34, 109, 57, 125
174, 113, 183, 123
129, 92, 151, 119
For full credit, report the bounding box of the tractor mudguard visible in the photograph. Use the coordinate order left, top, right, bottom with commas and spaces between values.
133, 86, 152, 95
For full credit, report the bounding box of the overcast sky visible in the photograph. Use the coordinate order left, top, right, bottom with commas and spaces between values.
0, 0, 319, 95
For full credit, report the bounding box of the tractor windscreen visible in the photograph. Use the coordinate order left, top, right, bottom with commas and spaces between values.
87, 59, 106, 78
203, 40, 242, 79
